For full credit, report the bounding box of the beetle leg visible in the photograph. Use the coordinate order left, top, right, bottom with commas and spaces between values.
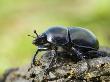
28, 49, 40, 71
31, 49, 40, 67
87, 50, 106, 59
45, 50, 57, 75
71, 47, 85, 61
42, 50, 57, 81
31, 46, 48, 68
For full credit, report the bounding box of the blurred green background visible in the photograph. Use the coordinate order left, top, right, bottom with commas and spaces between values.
0, 0, 110, 75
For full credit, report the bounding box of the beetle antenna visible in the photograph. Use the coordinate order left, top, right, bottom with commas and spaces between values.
28, 34, 36, 38
33, 30, 39, 37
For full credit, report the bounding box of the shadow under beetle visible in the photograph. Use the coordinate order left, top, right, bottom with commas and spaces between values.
29, 26, 103, 73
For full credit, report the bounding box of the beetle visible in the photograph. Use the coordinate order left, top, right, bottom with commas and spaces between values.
29, 26, 103, 73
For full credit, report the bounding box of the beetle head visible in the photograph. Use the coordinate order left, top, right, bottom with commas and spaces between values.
31, 30, 47, 46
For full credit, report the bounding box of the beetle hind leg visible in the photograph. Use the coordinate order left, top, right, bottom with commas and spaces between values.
87, 50, 107, 59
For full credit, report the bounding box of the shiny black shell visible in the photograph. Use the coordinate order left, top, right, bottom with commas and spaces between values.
44, 26, 99, 50
68, 27, 99, 50
44, 26, 69, 46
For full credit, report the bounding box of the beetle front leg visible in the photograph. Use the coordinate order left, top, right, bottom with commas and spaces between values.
30, 46, 48, 68
31, 49, 40, 67
28, 49, 40, 71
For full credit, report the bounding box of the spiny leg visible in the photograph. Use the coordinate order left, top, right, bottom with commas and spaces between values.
87, 50, 106, 59
45, 50, 57, 74
71, 47, 85, 61
41, 50, 57, 82
32, 49, 40, 67
29, 46, 48, 71
28, 49, 40, 71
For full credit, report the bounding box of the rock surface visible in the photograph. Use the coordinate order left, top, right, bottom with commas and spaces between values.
1, 47, 110, 82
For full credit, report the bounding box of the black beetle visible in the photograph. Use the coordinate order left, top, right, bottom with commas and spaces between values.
29, 26, 102, 73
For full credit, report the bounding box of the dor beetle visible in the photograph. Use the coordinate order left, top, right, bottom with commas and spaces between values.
29, 26, 102, 73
